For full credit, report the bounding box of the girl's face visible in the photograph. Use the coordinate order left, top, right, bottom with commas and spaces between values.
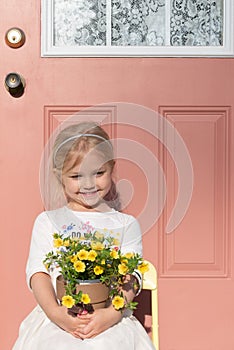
61, 150, 113, 211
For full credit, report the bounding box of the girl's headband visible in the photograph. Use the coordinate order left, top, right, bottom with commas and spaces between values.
53, 133, 112, 166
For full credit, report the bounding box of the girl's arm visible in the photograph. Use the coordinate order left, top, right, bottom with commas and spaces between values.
73, 274, 138, 339
26, 213, 90, 337
30, 272, 90, 336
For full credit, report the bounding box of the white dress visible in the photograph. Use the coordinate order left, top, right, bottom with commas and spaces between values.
12, 207, 156, 350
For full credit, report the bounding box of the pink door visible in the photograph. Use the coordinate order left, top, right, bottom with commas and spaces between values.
0, 2, 234, 350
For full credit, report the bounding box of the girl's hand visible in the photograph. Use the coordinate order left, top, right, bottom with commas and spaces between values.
30, 273, 91, 339
52, 305, 90, 338
72, 307, 122, 339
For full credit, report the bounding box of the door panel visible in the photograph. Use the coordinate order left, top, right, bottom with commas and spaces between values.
158, 106, 233, 349
0, 2, 233, 350
159, 106, 231, 278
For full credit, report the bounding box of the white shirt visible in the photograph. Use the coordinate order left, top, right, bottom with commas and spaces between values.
26, 206, 143, 290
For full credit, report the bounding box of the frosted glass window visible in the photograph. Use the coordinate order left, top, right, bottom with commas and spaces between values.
53, 0, 223, 47
54, 0, 107, 46
42, 0, 233, 57
111, 0, 165, 46
170, 0, 223, 46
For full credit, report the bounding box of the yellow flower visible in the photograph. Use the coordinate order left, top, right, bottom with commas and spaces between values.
77, 249, 89, 260
118, 263, 128, 275
94, 231, 104, 240
91, 242, 104, 251
81, 293, 91, 304
63, 239, 70, 247
44, 231, 148, 314
61, 295, 75, 308
138, 261, 149, 274
121, 258, 128, 264
70, 255, 78, 263
87, 250, 97, 262
112, 295, 125, 310
74, 260, 86, 273
94, 266, 104, 275
124, 252, 134, 259
78, 236, 86, 241
113, 238, 120, 246
110, 250, 119, 259
53, 238, 63, 248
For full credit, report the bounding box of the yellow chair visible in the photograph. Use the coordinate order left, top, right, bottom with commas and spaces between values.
142, 260, 159, 350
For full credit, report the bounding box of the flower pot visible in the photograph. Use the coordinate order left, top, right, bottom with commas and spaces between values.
56, 275, 109, 310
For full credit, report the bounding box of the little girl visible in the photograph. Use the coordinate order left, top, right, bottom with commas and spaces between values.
13, 121, 156, 350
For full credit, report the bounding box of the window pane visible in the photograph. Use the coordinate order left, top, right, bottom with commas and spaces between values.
111, 0, 165, 46
170, 0, 223, 46
53, 0, 106, 46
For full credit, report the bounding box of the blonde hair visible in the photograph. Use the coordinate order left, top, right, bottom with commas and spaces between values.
52, 122, 120, 210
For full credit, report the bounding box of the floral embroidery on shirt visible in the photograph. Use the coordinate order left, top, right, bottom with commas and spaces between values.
61, 223, 75, 234
59, 221, 121, 248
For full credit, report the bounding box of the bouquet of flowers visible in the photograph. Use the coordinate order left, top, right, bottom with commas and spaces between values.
44, 230, 149, 314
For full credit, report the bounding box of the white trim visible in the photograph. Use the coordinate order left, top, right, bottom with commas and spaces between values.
41, 0, 54, 55
41, 0, 234, 57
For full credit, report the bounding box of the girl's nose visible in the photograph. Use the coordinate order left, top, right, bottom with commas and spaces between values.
81, 176, 95, 190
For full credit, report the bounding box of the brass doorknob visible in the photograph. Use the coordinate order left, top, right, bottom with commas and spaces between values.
5, 28, 25, 48
5, 73, 25, 98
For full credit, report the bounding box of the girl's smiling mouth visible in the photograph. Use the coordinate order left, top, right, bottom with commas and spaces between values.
80, 191, 100, 197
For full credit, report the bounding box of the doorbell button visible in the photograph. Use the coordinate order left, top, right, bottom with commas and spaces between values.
5, 28, 25, 48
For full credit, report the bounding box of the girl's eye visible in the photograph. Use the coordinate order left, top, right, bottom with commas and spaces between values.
68, 170, 106, 179
95, 170, 105, 177
70, 174, 82, 179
